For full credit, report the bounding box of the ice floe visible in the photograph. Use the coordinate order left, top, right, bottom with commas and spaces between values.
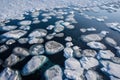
4, 54, 23, 67
46, 25, 55, 30
19, 20, 32, 26
65, 36, 72, 42
45, 41, 64, 55
111, 57, 120, 64
87, 41, 106, 50
45, 65, 63, 80
97, 50, 115, 60
73, 46, 81, 58
28, 37, 44, 44
55, 33, 64, 38
82, 49, 97, 57
18, 38, 28, 44
19, 26, 30, 30
64, 57, 84, 80
0, 67, 21, 80
54, 24, 64, 33
13, 47, 29, 57
66, 42, 74, 47
105, 37, 117, 47
6, 39, 16, 45
80, 27, 96, 33
2, 30, 27, 39
22, 55, 48, 76
106, 22, 120, 33
80, 57, 99, 70
29, 29, 47, 38
0, 25, 17, 31
29, 44, 44, 55
64, 47, 73, 58
81, 34, 103, 42
46, 34, 54, 40
85, 70, 100, 80
100, 60, 120, 79
0, 45, 9, 53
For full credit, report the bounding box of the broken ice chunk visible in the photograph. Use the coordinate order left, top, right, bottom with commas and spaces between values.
2, 30, 27, 39
87, 41, 106, 50
105, 37, 117, 47
97, 50, 115, 60
111, 57, 120, 64
80, 57, 99, 70
65, 36, 72, 42
54, 24, 64, 33
18, 38, 28, 44
4, 54, 22, 67
29, 29, 47, 38
64, 47, 73, 58
0, 67, 21, 80
29, 44, 44, 55
22, 55, 48, 76
19, 20, 31, 26
64, 57, 83, 80
0, 25, 17, 31
81, 34, 103, 42
85, 70, 100, 80
19, 26, 30, 30
73, 46, 81, 58
46, 25, 55, 30
45, 65, 63, 80
13, 47, 29, 57
28, 37, 44, 44
6, 39, 16, 45
82, 49, 97, 57
100, 60, 120, 79
0, 45, 9, 53
55, 33, 64, 38
45, 41, 64, 55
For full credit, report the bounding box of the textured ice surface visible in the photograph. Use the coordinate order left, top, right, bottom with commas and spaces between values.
45, 65, 63, 80
2, 30, 27, 39
0, 68, 21, 80
80, 57, 99, 70
45, 41, 64, 54
29, 44, 44, 55
87, 41, 106, 50
100, 60, 120, 79
22, 55, 48, 76
64, 57, 84, 80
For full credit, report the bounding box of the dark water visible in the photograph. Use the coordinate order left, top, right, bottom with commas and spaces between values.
0, 7, 120, 80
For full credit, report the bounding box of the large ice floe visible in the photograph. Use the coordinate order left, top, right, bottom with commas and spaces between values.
80, 57, 99, 70
64, 57, 84, 80
29, 29, 47, 38
45, 65, 63, 80
87, 41, 106, 50
100, 60, 120, 79
45, 41, 64, 55
81, 34, 103, 42
97, 50, 115, 60
0, 67, 21, 80
1, 30, 27, 39
29, 44, 45, 55
22, 55, 48, 76
85, 70, 100, 80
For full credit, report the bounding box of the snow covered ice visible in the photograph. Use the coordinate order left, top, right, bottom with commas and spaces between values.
45, 41, 64, 55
